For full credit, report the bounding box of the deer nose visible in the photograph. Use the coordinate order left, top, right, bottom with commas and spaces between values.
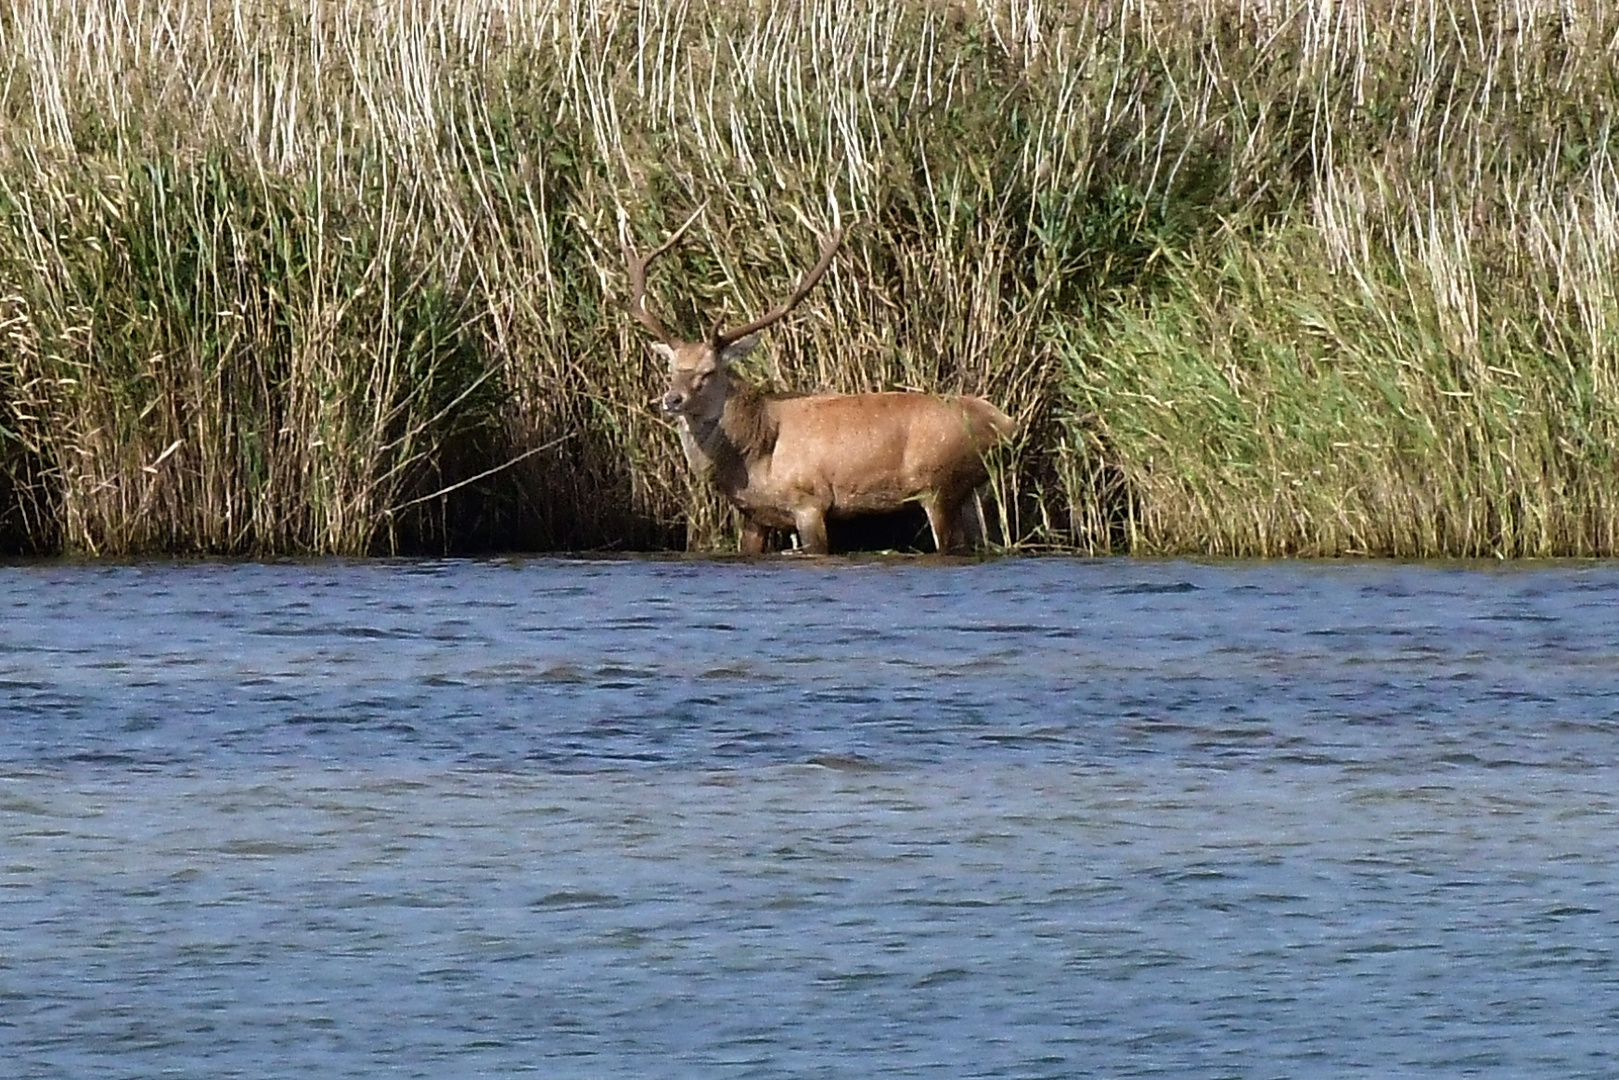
661, 391, 687, 414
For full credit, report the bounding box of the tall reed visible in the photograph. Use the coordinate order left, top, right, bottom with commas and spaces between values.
1057, 1, 1619, 556
1, 0, 1616, 555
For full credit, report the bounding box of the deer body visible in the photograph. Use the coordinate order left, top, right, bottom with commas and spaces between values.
628, 220, 1015, 554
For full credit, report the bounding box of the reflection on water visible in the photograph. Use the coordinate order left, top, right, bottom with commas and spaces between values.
3, 557, 1618, 1078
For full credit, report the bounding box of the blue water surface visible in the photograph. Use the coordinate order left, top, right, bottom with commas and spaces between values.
3, 557, 1617, 1077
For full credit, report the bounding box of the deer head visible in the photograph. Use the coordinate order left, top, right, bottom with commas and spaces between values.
624, 218, 842, 425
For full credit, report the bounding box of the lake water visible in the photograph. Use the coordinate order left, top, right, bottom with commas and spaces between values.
3, 556, 1618, 1077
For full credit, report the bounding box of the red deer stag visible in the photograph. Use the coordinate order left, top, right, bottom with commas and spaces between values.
626, 220, 1015, 555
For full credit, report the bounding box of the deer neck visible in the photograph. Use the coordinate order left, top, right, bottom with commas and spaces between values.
678, 373, 777, 492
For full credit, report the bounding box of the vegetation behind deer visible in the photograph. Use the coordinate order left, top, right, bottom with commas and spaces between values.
3, 1, 1618, 557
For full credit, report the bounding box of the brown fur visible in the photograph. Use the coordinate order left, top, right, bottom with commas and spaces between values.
658, 338, 1015, 554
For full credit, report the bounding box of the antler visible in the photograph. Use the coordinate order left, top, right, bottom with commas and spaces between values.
711, 230, 843, 348
622, 205, 705, 342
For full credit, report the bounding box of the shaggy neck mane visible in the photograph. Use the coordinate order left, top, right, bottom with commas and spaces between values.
715, 374, 778, 461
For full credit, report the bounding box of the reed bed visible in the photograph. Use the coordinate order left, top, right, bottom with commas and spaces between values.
1, 0, 1616, 555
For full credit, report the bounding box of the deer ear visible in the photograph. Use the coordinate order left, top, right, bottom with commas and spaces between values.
650, 342, 678, 363
718, 334, 759, 366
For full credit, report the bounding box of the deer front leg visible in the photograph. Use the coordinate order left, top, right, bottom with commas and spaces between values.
792, 506, 830, 555
739, 517, 768, 556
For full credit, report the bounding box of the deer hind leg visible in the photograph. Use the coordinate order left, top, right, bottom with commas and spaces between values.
792, 506, 830, 555
922, 493, 960, 554
952, 488, 989, 551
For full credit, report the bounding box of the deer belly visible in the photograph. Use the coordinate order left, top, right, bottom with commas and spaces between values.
824, 465, 932, 514
826, 446, 935, 511
787, 468, 923, 516
757, 427, 936, 516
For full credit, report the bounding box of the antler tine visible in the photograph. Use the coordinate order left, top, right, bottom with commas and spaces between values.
622, 204, 706, 342
713, 229, 843, 348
